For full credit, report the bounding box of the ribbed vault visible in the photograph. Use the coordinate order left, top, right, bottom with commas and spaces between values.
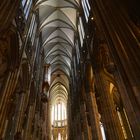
35, 0, 79, 108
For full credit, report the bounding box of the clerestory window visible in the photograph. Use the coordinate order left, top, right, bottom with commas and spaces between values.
51, 101, 67, 127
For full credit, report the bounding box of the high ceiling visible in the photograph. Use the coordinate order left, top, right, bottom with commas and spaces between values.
35, 0, 79, 104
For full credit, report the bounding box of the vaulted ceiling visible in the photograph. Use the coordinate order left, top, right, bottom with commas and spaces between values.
35, 0, 79, 104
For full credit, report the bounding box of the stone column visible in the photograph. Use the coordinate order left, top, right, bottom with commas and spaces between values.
72, 109, 78, 140
67, 98, 73, 140
41, 102, 47, 140
113, 71, 140, 139
0, 70, 19, 138
95, 70, 124, 140
74, 99, 83, 140
85, 62, 102, 140
0, 25, 21, 139
80, 102, 90, 140
47, 101, 51, 140
91, 0, 140, 138
24, 103, 36, 140
8, 91, 26, 140
118, 107, 133, 140
32, 113, 38, 140
77, 112, 83, 140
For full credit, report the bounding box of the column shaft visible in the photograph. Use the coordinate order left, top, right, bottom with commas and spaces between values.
95, 71, 124, 140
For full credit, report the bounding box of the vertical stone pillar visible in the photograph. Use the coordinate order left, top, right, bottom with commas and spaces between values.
95, 71, 124, 140
77, 113, 83, 140
80, 102, 90, 140
47, 101, 51, 140
0, 23, 21, 139
85, 62, 102, 140
9, 91, 25, 139
119, 107, 133, 140
113, 71, 140, 139
72, 109, 77, 139
41, 102, 47, 140
54, 104, 56, 122
0, 69, 19, 138
91, 0, 140, 138
32, 113, 38, 140
67, 99, 73, 140
57, 104, 58, 121
24, 103, 36, 140
60, 103, 62, 124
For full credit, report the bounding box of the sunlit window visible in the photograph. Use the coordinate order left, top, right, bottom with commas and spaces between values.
79, 17, 85, 39
81, 0, 91, 22
78, 17, 85, 47
22, 0, 26, 7
26, 14, 37, 45
51, 102, 67, 127
58, 133, 61, 140
100, 122, 106, 140
117, 110, 128, 139
78, 24, 83, 46
75, 41, 80, 64
22, 0, 32, 19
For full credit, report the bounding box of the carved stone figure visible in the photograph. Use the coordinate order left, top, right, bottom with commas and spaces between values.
100, 42, 116, 73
